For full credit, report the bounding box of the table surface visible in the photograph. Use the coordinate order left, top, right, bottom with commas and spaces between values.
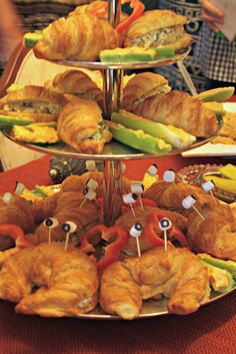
0, 154, 235, 354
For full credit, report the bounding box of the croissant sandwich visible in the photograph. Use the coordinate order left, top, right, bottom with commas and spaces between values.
128, 90, 219, 138
44, 69, 104, 110
124, 10, 193, 51
123, 72, 171, 110
0, 85, 68, 122
57, 98, 112, 154
33, 13, 119, 61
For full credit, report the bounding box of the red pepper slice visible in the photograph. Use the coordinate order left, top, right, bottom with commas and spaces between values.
116, 0, 145, 33
145, 211, 190, 249
80, 224, 129, 271
0, 224, 34, 248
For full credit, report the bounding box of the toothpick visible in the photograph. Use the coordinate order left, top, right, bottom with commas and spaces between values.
192, 205, 205, 220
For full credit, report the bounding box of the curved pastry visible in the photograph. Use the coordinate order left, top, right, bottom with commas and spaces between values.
0, 85, 68, 122
124, 10, 193, 50
34, 13, 119, 61
0, 242, 99, 317
57, 98, 112, 154
123, 72, 170, 110
187, 203, 236, 261
44, 69, 104, 110
128, 90, 219, 138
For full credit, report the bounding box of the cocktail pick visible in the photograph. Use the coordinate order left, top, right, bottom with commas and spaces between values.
61, 221, 77, 251
182, 195, 205, 220
79, 187, 97, 209
202, 180, 217, 204
122, 193, 138, 217
131, 182, 144, 211
159, 217, 172, 252
43, 217, 59, 244
86, 178, 99, 191
130, 222, 143, 257
85, 160, 96, 171
163, 169, 176, 183
147, 164, 158, 180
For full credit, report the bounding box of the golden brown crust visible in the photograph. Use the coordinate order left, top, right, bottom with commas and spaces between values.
99, 261, 142, 320
129, 90, 219, 138
187, 203, 236, 261
34, 13, 118, 61
123, 72, 170, 109
57, 98, 112, 154
44, 69, 104, 109
0, 110, 58, 122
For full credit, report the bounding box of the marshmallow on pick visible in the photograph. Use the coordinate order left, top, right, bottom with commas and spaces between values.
79, 187, 97, 209
159, 218, 172, 252
163, 169, 176, 183
131, 182, 144, 211
86, 178, 99, 191
147, 164, 158, 178
202, 180, 217, 204
61, 221, 77, 251
43, 217, 59, 244
130, 222, 143, 257
85, 160, 96, 171
122, 193, 138, 217
182, 195, 205, 220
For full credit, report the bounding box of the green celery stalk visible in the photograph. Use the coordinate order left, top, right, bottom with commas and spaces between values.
106, 121, 172, 155
99, 48, 157, 62
23, 31, 43, 48
111, 110, 196, 149
0, 115, 34, 130
198, 253, 236, 279
153, 45, 175, 59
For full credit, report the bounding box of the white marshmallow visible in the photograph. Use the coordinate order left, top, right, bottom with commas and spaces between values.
85, 190, 97, 201
131, 182, 144, 194
122, 193, 138, 204
2, 192, 14, 205
182, 195, 196, 209
85, 160, 96, 171
202, 180, 215, 192
86, 178, 99, 191
159, 218, 172, 231
147, 164, 158, 177
130, 223, 143, 238
43, 217, 59, 229
163, 169, 176, 183
14, 182, 25, 195
61, 221, 77, 233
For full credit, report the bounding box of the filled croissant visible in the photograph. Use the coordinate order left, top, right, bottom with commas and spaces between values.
34, 13, 119, 61
44, 69, 104, 110
124, 10, 193, 51
57, 98, 112, 154
127, 90, 219, 138
0, 85, 68, 122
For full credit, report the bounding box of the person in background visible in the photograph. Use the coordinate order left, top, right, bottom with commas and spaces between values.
195, 0, 236, 90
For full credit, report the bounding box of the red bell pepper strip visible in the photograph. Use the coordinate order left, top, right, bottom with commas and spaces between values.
0, 224, 34, 248
80, 224, 129, 271
116, 0, 145, 33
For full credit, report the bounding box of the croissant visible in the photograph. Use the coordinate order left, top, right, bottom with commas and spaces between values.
124, 10, 193, 51
144, 181, 219, 214
0, 242, 99, 317
44, 69, 104, 110
100, 247, 209, 319
187, 203, 236, 261
60, 172, 131, 198
32, 191, 102, 245
34, 13, 119, 61
0, 85, 68, 122
57, 98, 112, 154
128, 90, 219, 138
123, 72, 171, 111
0, 196, 35, 251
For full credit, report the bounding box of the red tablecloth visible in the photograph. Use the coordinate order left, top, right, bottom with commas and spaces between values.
0, 154, 235, 354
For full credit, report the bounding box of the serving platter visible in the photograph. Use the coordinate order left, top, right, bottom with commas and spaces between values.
2, 115, 223, 161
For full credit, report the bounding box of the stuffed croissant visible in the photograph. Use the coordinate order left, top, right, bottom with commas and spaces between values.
124, 10, 193, 51
57, 98, 112, 154
34, 13, 119, 61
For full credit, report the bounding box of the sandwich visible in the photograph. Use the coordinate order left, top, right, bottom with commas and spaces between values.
124, 10, 193, 52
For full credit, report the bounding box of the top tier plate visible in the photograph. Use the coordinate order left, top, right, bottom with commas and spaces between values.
53, 48, 190, 70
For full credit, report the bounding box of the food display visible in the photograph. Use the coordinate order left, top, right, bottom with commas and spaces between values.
0, 0, 235, 322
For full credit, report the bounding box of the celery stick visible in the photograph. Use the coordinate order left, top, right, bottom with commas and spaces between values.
23, 31, 43, 48
100, 48, 157, 62
198, 253, 236, 279
111, 110, 196, 149
106, 121, 172, 155
0, 115, 34, 130
153, 45, 175, 59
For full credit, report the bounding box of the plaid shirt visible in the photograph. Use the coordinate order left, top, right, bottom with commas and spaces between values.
195, 23, 236, 83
